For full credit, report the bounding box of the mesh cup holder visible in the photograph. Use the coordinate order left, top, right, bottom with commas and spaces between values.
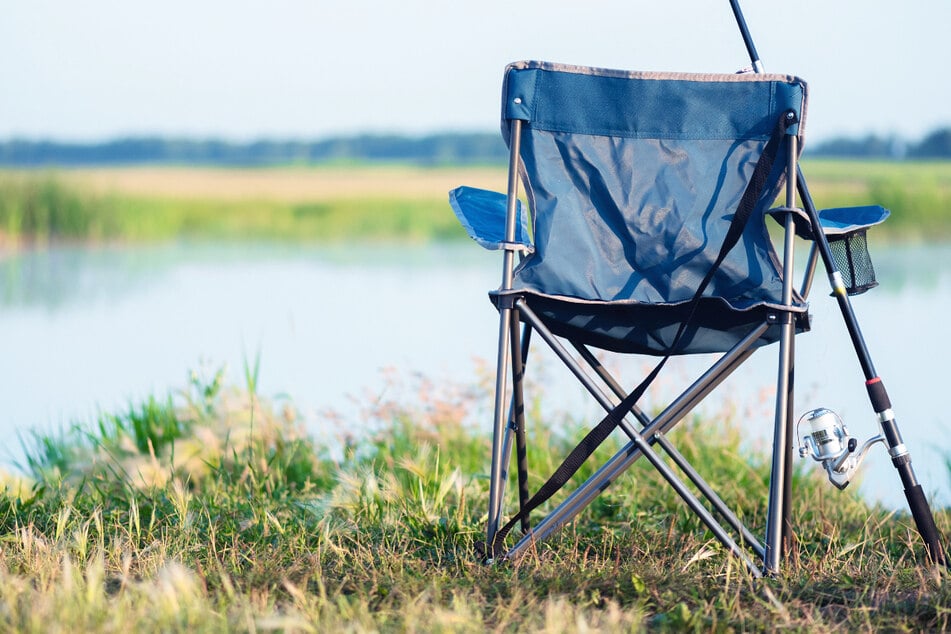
828, 229, 877, 296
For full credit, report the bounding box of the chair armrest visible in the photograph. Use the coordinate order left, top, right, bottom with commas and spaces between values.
815, 205, 890, 237
768, 205, 889, 240
449, 186, 533, 252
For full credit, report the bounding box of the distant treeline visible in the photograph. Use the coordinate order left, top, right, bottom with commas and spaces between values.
808, 127, 951, 159
0, 133, 508, 167
0, 127, 949, 166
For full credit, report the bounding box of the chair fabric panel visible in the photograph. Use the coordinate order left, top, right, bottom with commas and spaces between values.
494, 61, 809, 355
503, 61, 806, 139
511, 131, 788, 308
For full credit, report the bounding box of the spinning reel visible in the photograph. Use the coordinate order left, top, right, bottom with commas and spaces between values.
797, 408, 885, 489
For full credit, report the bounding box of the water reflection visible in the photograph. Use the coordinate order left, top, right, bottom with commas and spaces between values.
0, 242, 467, 310
0, 245, 166, 309
0, 241, 501, 456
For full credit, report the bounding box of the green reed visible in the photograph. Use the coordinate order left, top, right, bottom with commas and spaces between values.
2, 161, 951, 246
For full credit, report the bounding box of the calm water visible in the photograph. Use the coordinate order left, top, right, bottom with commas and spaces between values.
2, 240, 950, 510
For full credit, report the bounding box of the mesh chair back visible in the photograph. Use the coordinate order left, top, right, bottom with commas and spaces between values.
496, 62, 809, 355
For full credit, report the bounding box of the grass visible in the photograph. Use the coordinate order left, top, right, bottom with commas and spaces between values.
799, 159, 951, 239
1, 369, 949, 632
0, 166, 502, 246
1, 160, 950, 246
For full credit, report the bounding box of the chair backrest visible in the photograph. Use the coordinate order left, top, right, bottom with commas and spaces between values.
502, 61, 807, 316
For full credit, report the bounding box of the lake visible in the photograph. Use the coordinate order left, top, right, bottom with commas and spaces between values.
1, 240, 949, 510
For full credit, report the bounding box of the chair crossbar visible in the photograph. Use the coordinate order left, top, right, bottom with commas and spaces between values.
501, 300, 771, 574
571, 342, 766, 559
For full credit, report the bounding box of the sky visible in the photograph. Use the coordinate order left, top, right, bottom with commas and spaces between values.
1, 1, 949, 145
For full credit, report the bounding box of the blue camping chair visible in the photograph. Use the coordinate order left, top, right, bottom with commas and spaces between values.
452, 61, 942, 576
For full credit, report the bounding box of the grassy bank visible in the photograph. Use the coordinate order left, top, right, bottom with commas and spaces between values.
0, 166, 500, 246
800, 159, 951, 239
1, 372, 948, 632
1, 160, 950, 245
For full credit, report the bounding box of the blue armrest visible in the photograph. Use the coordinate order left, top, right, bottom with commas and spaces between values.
449, 186, 533, 252
769, 205, 889, 239
816, 205, 889, 236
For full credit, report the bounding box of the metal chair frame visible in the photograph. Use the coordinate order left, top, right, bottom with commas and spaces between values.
482, 92, 943, 575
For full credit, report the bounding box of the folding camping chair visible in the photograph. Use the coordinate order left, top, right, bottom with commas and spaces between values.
450, 60, 944, 576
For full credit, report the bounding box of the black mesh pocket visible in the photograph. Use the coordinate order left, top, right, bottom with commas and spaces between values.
828, 229, 877, 295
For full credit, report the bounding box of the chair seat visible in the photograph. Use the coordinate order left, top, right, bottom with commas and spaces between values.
492, 289, 808, 355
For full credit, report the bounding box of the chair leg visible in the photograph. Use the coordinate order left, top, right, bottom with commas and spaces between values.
509, 317, 531, 533
764, 140, 801, 575
487, 308, 533, 554
487, 117, 525, 555
487, 305, 514, 551
781, 334, 796, 560
764, 314, 794, 574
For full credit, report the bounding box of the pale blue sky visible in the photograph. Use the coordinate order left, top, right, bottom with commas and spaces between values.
1, 1, 949, 144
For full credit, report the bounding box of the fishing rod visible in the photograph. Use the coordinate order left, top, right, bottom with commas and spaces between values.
728, 0, 946, 566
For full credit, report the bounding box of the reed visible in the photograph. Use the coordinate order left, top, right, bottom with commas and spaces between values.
801, 159, 951, 240
1, 160, 950, 246
0, 173, 122, 243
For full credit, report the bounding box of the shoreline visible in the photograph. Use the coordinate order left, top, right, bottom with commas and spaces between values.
0, 161, 949, 246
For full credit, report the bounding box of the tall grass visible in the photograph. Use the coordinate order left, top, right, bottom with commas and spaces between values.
801, 159, 951, 239
1, 161, 949, 246
1, 370, 948, 632
0, 170, 468, 246
0, 174, 123, 243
